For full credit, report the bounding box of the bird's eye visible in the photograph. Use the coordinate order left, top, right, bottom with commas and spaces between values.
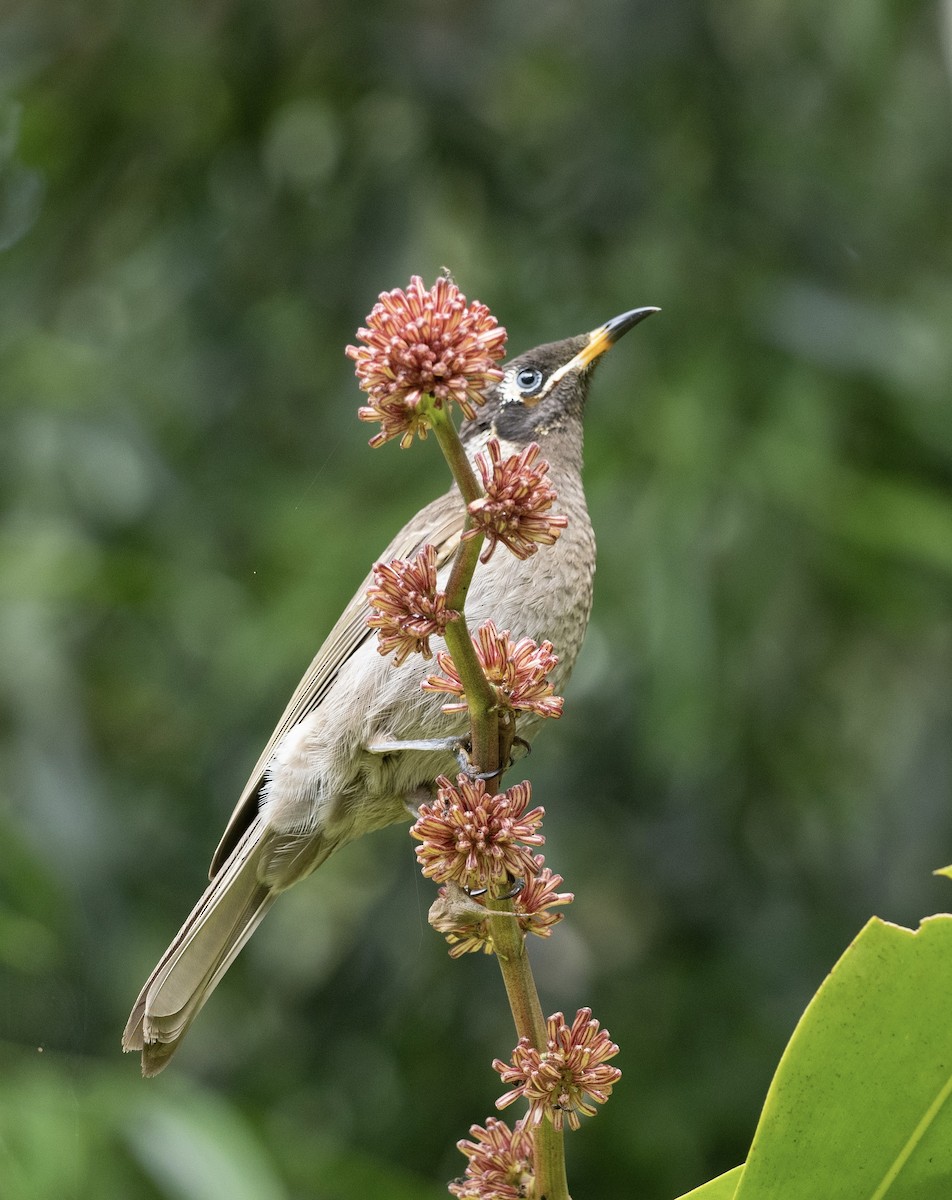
515, 366, 544, 396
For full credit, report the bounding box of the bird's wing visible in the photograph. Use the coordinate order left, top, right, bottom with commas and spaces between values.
208, 487, 467, 877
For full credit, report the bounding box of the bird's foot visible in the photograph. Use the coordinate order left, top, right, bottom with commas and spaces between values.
366, 734, 465, 756
371, 735, 488, 779
457, 736, 530, 781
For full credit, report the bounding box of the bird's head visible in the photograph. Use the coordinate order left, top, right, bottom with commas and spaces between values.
460, 306, 659, 452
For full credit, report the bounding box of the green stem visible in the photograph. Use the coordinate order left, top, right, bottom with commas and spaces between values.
535, 1123, 570, 1200
430, 403, 483, 506
486, 898, 569, 1199
430, 405, 499, 776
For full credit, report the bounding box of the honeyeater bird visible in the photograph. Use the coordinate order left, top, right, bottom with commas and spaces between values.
123, 304, 657, 1074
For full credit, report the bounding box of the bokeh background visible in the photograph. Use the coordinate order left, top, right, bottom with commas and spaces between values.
2, 2, 952, 1197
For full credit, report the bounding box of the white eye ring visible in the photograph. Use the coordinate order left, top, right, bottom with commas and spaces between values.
515, 366, 544, 396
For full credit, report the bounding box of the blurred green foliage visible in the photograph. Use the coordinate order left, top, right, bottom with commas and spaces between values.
1, 1, 951, 1197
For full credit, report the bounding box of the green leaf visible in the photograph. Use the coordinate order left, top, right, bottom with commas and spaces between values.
675, 1165, 743, 1199
734, 914, 952, 1198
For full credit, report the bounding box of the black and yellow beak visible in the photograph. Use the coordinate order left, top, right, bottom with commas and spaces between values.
572, 306, 660, 370
532, 306, 659, 403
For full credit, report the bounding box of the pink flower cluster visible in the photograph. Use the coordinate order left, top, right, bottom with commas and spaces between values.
347, 276, 507, 447
411, 774, 544, 891
424, 620, 564, 720
494, 1008, 621, 1132
366, 545, 457, 665
465, 439, 568, 562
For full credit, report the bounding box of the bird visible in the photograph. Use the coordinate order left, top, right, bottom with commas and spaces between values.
123, 304, 658, 1075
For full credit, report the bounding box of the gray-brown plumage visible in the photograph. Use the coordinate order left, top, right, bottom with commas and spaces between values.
122, 306, 657, 1075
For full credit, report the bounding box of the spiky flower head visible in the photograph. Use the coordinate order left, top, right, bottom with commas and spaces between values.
449, 1117, 535, 1200
464, 439, 568, 561
411, 774, 544, 890
507, 856, 573, 939
423, 620, 563, 720
346, 276, 507, 447
430, 855, 574, 957
494, 1009, 621, 1132
366, 544, 457, 665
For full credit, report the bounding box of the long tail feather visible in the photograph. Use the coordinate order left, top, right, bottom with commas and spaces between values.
122, 820, 274, 1076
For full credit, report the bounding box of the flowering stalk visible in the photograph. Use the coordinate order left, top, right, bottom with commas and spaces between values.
351, 277, 587, 1200
425, 408, 568, 1200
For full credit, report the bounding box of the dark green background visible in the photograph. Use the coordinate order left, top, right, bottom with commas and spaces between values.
2, 2, 951, 1197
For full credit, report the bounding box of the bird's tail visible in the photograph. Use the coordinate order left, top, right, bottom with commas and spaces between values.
122, 820, 275, 1076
